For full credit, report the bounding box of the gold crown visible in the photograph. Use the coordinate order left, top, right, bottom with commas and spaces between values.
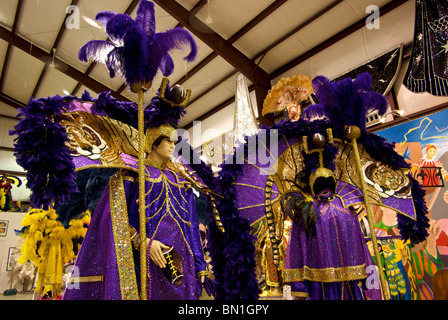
144, 123, 177, 152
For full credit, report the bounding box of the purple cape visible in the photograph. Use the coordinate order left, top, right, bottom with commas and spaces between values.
284, 196, 382, 300
63, 166, 206, 300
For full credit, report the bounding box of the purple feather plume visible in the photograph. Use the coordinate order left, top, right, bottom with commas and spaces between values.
312, 75, 338, 107
95, 11, 115, 28
135, 0, 156, 39
303, 72, 389, 134
78, 0, 198, 86
10, 97, 78, 209
9, 90, 141, 210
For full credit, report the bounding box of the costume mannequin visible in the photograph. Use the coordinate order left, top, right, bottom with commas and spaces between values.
131, 129, 208, 297
0, 174, 13, 211
11, 0, 220, 301
145, 136, 176, 268
62, 87, 212, 300
281, 131, 382, 300
217, 73, 430, 300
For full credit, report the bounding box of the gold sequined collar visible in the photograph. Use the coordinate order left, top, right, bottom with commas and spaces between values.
145, 157, 167, 170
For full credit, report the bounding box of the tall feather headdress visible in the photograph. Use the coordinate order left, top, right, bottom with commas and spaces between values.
302, 72, 389, 134
78, 0, 197, 88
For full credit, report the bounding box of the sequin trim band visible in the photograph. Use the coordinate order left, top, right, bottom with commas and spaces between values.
196, 270, 209, 278
109, 171, 139, 300
69, 275, 103, 284
284, 264, 367, 283
291, 291, 309, 298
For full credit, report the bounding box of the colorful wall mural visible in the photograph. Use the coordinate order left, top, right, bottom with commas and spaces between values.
375, 108, 448, 299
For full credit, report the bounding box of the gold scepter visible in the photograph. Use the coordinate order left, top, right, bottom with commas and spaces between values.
345, 125, 390, 300
77, 0, 200, 300
131, 81, 152, 300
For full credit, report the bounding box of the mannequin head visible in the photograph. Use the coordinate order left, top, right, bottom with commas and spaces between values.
149, 135, 175, 163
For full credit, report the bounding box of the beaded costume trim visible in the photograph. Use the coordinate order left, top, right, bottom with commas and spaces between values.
109, 170, 139, 300
284, 264, 367, 283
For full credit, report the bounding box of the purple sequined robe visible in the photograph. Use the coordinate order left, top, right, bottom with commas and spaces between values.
284, 195, 382, 300
63, 165, 207, 300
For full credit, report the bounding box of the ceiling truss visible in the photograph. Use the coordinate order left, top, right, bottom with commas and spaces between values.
0, 0, 410, 124
0, 0, 416, 204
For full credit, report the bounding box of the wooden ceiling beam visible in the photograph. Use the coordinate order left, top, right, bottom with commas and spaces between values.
0, 92, 26, 110
176, 0, 287, 86
32, 0, 80, 100
175, 0, 207, 28
179, 1, 342, 130
152, 0, 271, 89
252, 0, 343, 63
270, 0, 409, 79
0, 113, 21, 121
188, 70, 238, 105
178, 1, 342, 129
155, 0, 285, 126
183, 83, 256, 131
0, 0, 23, 92
228, 0, 287, 44
124, 0, 142, 15
180, 0, 407, 129
183, 96, 236, 131
0, 168, 27, 177
71, 61, 97, 95
0, 26, 130, 102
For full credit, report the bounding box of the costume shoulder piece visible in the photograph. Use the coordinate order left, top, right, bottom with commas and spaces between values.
10, 92, 137, 210
10, 80, 218, 215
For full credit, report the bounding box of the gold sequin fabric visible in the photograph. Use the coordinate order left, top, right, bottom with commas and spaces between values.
109, 170, 139, 300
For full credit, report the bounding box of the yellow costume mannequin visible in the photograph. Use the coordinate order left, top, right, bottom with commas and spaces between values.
18, 208, 90, 299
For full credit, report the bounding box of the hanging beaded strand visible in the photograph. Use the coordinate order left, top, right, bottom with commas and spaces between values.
146, 238, 154, 300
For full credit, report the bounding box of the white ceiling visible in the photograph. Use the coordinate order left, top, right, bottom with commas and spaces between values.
0, 0, 415, 204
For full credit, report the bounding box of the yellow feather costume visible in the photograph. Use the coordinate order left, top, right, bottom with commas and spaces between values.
0, 189, 5, 210
18, 208, 90, 298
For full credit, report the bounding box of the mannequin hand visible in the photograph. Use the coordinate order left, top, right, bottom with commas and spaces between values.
147, 239, 169, 268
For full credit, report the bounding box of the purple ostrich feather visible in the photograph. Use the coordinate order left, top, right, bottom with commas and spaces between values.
78, 0, 197, 86
302, 72, 389, 135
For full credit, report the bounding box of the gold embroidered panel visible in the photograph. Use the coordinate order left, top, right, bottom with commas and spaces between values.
109, 170, 139, 300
